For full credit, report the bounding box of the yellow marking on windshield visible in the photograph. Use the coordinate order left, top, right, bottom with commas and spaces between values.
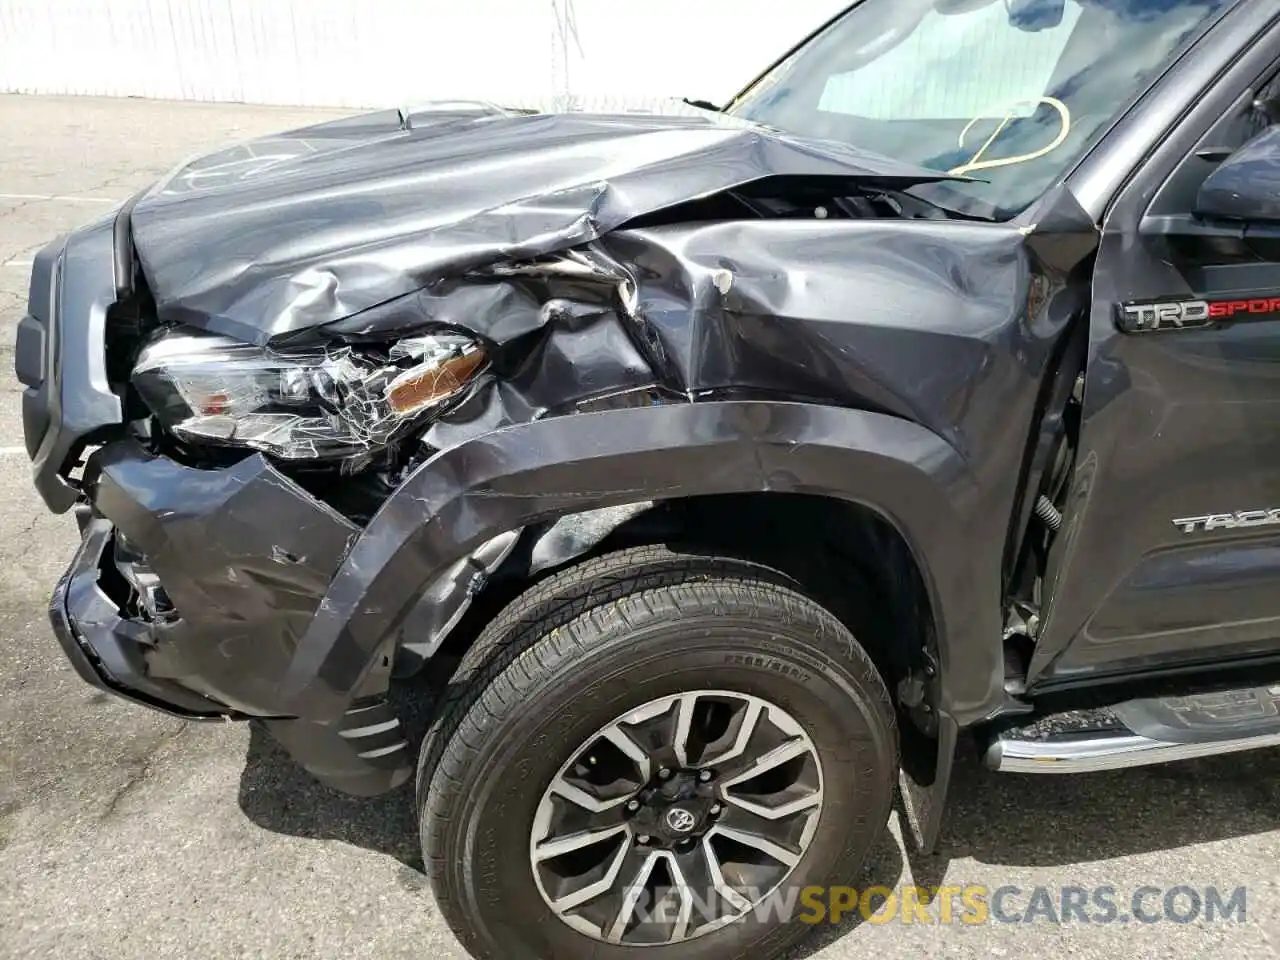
949, 97, 1071, 177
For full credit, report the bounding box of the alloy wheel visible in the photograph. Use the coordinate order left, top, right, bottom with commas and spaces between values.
528, 690, 825, 945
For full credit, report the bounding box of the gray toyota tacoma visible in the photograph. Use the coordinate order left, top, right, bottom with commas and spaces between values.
16, 0, 1280, 956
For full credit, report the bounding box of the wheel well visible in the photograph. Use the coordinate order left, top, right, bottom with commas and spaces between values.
447, 493, 937, 713
631, 494, 934, 697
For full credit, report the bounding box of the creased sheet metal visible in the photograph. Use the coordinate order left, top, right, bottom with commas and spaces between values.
128, 105, 960, 344
116, 106, 1099, 733
276, 190, 1099, 724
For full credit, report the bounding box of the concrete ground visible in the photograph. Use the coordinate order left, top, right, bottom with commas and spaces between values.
2, 94, 1279, 960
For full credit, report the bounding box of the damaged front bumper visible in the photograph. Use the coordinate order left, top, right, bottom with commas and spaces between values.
52, 440, 414, 796
48, 427, 652, 797
51, 511, 228, 718
17, 114, 1042, 803
18, 221, 430, 797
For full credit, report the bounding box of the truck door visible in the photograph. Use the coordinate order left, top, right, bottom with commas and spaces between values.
1031, 35, 1280, 684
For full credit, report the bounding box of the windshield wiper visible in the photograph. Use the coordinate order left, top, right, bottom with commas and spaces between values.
681, 98, 722, 112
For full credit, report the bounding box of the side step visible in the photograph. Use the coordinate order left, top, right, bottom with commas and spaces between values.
985, 685, 1280, 773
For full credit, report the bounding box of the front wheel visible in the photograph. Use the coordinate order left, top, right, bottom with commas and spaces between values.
419, 565, 897, 960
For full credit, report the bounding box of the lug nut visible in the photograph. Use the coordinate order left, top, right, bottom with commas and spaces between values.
626, 800, 640, 812
638, 835, 652, 845
658, 768, 672, 780
709, 803, 722, 816
698, 770, 713, 782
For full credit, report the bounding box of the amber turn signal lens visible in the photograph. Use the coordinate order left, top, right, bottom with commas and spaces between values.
384, 348, 487, 415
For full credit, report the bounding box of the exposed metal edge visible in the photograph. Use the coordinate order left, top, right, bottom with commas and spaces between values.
987, 729, 1280, 773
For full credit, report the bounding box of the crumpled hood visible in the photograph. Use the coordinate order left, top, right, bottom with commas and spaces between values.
128, 102, 957, 343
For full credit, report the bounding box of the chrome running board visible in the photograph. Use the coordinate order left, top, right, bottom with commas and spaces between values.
986, 727, 1280, 773
985, 684, 1280, 773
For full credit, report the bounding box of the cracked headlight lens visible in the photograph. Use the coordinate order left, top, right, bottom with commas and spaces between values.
131, 329, 486, 460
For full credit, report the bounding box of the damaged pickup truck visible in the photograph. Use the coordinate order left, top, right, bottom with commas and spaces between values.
17, 0, 1280, 955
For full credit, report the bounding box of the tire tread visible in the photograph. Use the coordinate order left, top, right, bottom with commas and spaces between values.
418, 545, 896, 960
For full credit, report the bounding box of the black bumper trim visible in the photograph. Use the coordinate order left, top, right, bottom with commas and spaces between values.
265, 698, 412, 797
51, 459, 414, 796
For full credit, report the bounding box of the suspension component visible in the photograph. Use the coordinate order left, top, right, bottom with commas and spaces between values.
1035, 494, 1063, 531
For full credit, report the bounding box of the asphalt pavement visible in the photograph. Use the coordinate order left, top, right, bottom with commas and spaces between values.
1, 94, 1279, 960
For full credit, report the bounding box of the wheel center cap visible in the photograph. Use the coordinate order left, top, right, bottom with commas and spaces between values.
664, 806, 699, 834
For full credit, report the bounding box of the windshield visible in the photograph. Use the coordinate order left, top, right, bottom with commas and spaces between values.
727, 0, 1229, 219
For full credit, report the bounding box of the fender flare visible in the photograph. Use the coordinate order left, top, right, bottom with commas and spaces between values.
279, 401, 1004, 727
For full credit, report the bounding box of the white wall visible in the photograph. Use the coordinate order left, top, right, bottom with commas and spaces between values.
0, 0, 849, 110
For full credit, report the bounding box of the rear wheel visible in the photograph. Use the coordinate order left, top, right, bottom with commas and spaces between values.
419, 550, 896, 960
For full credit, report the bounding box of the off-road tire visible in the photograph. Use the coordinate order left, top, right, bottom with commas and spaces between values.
417, 546, 897, 960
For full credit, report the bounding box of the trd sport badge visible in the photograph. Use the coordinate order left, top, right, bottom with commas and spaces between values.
1118, 295, 1280, 332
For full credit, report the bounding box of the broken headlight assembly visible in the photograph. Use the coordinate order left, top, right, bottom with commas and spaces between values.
131, 329, 487, 460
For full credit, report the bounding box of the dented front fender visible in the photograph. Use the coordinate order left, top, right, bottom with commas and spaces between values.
276, 400, 1002, 729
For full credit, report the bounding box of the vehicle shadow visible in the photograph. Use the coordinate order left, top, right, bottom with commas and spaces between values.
238, 672, 1280, 950
782, 830, 905, 958
901, 737, 1280, 896
236, 655, 460, 871
237, 649, 909, 952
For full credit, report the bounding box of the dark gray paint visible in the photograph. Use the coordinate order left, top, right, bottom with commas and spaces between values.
270, 193, 1096, 727
127, 106, 962, 345
18, 0, 1280, 826
34, 180, 1097, 732
16, 218, 123, 512
88, 441, 359, 715
50, 516, 232, 718
18, 102, 1097, 786
280, 400, 989, 722
1032, 0, 1280, 686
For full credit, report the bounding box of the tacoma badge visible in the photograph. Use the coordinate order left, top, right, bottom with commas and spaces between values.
1172, 509, 1280, 534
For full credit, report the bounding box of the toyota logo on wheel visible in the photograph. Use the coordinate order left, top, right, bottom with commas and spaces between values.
665, 807, 698, 834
